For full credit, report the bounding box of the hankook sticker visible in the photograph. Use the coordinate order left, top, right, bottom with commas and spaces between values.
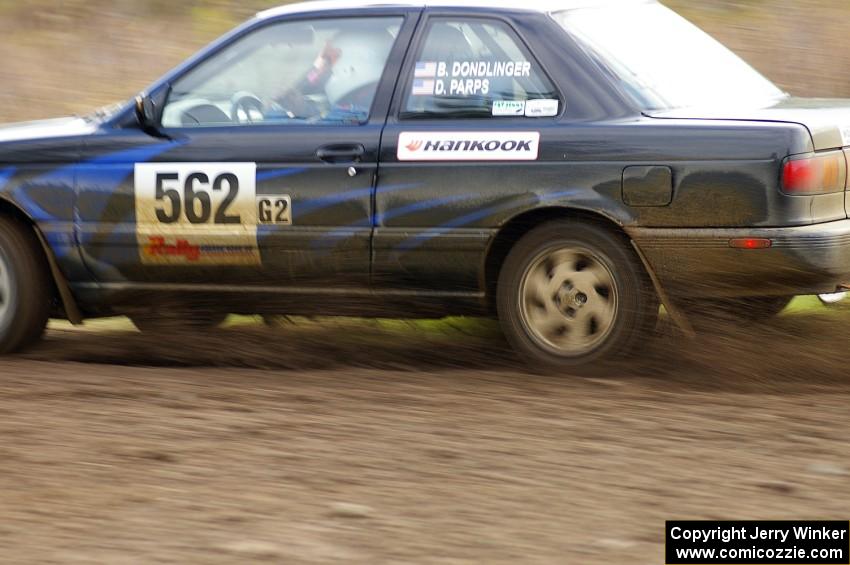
397, 132, 540, 161
135, 162, 261, 266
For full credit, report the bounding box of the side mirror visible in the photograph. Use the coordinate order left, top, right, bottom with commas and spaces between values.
135, 94, 159, 130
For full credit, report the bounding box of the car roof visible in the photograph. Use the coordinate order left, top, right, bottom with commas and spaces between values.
258, 0, 653, 18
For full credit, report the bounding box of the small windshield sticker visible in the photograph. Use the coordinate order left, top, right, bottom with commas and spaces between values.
398, 131, 540, 162
525, 99, 559, 117
492, 100, 526, 117
841, 125, 850, 146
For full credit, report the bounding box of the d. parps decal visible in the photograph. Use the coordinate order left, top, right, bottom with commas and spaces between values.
410, 60, 533, 98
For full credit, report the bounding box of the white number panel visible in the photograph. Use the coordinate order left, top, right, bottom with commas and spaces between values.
134, 162, 260, 266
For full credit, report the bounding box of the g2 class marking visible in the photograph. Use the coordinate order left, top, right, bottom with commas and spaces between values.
397, 131, 540, 161
257, 196, 292, 225
135, 162, 261, 266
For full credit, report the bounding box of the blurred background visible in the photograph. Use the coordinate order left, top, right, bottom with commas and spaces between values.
0, 0, 848, 123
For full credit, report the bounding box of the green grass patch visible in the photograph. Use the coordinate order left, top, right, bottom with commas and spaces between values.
45, 295, 849, 336
784, 295, 850, 318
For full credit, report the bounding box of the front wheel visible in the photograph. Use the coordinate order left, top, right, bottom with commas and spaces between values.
0, 217, 51, 354
497, 220, 657, 370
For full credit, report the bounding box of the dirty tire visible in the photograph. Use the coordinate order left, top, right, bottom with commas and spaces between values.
497, 220, 657, 371
0, 217, 51, 354
682, 296, 792, 331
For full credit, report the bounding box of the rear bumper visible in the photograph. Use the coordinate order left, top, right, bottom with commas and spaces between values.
628, 219, 850, 298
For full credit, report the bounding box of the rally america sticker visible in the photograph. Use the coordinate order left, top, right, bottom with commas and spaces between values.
397, 131, 540, 161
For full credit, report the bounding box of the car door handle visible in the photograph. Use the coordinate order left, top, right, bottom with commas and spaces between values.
316, 144, 365, 164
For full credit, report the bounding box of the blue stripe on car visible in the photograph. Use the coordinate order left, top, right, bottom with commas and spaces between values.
256, 167, 308, 182
374, 193, 478, 225
295, 182, 422, 219
73, 141, 186, 195
0, 167, 16, 192
392, 189, 585, 251
310, 188, 581, 254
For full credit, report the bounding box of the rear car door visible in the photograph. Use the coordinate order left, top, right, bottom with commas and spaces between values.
76, 11, 416, 288
375, 12, 563, 292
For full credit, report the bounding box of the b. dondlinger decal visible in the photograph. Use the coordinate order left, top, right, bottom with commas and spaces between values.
397, 131, 540, 161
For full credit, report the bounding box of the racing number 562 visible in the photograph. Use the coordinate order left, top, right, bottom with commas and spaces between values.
154, 172, 240, 225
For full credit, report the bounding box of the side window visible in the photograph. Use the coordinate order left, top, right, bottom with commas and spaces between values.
162, 17, 403, 128
402, 18, 559, 119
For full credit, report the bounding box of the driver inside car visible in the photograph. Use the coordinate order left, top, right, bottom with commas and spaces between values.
267, 26, 396, 124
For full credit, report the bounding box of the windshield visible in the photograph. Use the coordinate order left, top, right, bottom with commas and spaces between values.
553, 1, 786, 112
162, 18, 402, 128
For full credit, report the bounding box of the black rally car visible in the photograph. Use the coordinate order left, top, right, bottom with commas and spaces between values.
1, 0, 849, 368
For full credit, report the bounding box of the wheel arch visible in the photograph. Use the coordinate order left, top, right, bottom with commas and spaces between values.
482, 206, 634, 313
0, 195, 83, 324
0, 196, 39, 230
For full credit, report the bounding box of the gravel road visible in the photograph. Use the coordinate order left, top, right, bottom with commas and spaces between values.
0, 315, 848, 563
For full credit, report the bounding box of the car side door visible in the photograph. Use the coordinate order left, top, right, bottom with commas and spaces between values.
76, 11, 417, 289
374, 11, 564, 292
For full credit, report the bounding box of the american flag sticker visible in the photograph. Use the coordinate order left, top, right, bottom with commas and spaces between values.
414, 61, 438, 78
411, 79, 436, 96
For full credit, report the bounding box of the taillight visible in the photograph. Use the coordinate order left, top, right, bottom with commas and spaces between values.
781, 150, 847, 195
845, 149, 850, 189
729, 238, 772, 250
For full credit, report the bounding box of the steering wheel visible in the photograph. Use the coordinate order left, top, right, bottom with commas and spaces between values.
230, 92, 265, 124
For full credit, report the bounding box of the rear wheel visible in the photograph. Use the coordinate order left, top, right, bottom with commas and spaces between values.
497, 220, 657, 370
0, 217, 51, 354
